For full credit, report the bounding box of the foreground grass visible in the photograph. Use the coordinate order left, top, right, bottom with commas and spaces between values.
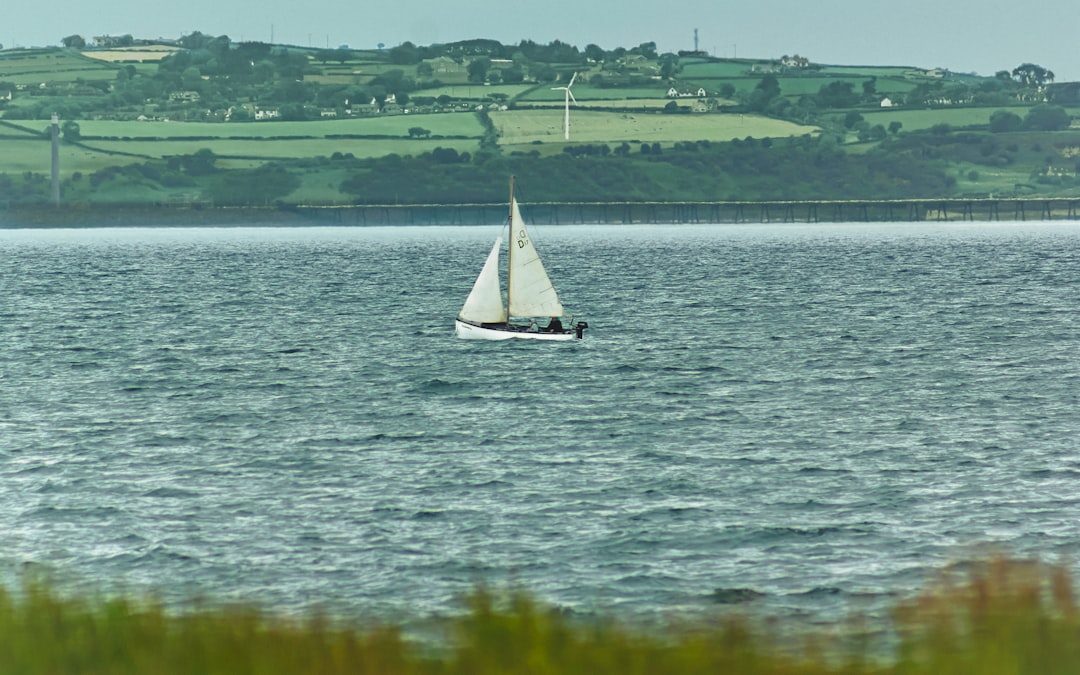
4, 558, 1080, 674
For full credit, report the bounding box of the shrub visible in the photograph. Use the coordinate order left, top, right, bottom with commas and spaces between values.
1023, 104, 1071, 131
989, 110, 1022, 133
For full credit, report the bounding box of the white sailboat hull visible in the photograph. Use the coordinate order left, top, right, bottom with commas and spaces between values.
455, 320, 579, 341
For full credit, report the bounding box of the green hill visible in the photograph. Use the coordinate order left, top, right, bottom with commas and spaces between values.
1, 35, 1077, 209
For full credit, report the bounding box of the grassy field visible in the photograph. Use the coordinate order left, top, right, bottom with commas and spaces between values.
81, 46, 181, 63
291, 166, 363, 203
853, 106, 1032, 131
72, 114, 486, 139
649, 74, 917, 99
0, 113, 486, 175
80, 137, 482, 160
0, 138, 143, 176
776, 76, 918, 97
563, 98, 735, 111
313, 61, 427, 85
521, 84, 670, 102
677, 62, 933, 98
819, 65, 918, 76
676, 60, 760, 78
306, 73, 368, 86
0, 48, 118, 84
491, 108, 818, 147
950, 161, 1033, 197
1, 558, 1079, 675
419, 84, 535, 101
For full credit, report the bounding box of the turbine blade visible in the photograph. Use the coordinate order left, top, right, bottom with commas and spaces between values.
568, 71, 577, 87
567, 90, 576, 103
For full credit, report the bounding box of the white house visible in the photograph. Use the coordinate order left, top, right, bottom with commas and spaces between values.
880, 97, 894, 107
667, 86, 707, 98
781, 54, 810, 69
169, 90, 200, 103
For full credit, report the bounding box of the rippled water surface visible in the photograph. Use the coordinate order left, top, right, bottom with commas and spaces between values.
1, 222, 1078, 624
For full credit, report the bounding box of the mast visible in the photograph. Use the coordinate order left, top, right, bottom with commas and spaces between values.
506, 175, 515, 318
51, 113, 60, 207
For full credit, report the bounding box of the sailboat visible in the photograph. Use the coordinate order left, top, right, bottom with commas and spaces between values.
455, 177, 588, 341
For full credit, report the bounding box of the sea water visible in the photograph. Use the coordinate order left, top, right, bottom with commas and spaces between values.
1, 222, 1078, 626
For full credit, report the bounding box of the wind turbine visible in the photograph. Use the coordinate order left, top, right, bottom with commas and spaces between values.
551, 71, 577, 140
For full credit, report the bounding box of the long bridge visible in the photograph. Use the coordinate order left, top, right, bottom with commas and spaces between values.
4, 198, 1080, 228
298, 198, 1080, 226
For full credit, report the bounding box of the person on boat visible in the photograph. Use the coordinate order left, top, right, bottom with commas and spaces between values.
546, 316, 564, 332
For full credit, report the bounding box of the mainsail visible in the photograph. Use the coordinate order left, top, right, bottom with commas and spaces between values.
507, 198, 564, 318
458, 236, 507, 324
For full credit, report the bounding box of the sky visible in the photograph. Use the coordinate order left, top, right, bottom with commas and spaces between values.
6, 0, 1079, 82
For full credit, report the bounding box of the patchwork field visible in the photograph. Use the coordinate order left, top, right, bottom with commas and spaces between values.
2, 107, 817, 174
0, 112, 488, 175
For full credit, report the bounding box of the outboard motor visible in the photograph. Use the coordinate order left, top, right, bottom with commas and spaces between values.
575, 321, 589, 339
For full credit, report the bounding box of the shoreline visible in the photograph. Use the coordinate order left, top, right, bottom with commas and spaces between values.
2, 198, 1080, 228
